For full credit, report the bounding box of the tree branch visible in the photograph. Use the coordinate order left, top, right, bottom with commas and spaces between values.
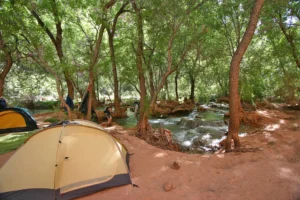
30, 10, 57, 46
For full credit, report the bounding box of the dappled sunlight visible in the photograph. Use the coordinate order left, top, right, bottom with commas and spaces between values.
263, 132, 277, 142
154, 152, 168, 158
0, 131, 36, 154
181, 160, 194, 165
278, 167, 300, 184
257, 110, 272, 117
0, 134, 20, 142
0, 133, 31, 143
159, 166, 169, 172
131, 177, 140, 182
239, 132, 247, 137
264, 124, 280, 131
216, 154, 225, 158
279, 119, 286, 124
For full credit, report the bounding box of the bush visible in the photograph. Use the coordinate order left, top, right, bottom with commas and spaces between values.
34, 100, 60, 109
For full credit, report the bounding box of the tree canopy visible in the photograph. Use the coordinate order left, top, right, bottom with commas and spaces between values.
0, 0, 299, 107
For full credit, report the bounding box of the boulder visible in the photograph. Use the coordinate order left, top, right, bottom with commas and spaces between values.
177, 118, 226, 129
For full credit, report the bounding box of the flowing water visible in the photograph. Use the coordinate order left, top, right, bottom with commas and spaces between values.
115, 103, 250, 153
30, 103, 251, 153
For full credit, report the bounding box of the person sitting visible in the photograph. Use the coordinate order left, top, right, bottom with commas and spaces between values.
0, 96, 8, 110
104, 106, 113, 125
133, 101, 140, 119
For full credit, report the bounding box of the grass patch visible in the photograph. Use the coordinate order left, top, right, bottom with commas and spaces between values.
0, 130, 38, 154
34, 100, 60, 109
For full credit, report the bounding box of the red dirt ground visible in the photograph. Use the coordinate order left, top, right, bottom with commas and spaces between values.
1, 108, 300, 200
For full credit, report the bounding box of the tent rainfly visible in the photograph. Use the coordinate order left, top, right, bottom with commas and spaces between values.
0, 107, 38, 134
0, 121, 132, 200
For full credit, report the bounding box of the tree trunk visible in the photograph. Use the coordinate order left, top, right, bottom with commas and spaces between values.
0, 78, 4, 97
64, 71, 74, 99
107, 31, 121, 114
30, 7, 75, 99
84, 0, 117, 120
36, 54, 73, 120
86, 76, 94, 120
71, 79, 83, 101
131, 0, 152, 135
0, 52, 13, 97
189, 76, 195, 102
96, 76, 99, 101
86, 25, 105, 120
175, 70, 179, 101
226, 0, 265, 152
105, 2, 128, 115
0, 33, 13, 97
165, 79, 170, 100
149, 66, 155, 97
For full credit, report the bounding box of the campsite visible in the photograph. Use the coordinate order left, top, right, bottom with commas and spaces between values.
0, 0, 300, 200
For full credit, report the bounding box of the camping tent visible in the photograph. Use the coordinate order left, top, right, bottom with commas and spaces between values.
0, 121, 132, 200
0, 107, 38, 134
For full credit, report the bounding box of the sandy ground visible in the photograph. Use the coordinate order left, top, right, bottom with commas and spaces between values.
1, 108, 300, 200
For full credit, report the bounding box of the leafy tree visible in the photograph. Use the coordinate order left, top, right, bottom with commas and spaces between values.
226, 0, 265, 152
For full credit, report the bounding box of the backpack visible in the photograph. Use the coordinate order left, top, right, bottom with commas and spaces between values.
0, 98, 7, 109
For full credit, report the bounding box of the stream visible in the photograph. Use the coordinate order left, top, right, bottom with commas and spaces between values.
31, 103, 251, 153
115, 103, 250, 153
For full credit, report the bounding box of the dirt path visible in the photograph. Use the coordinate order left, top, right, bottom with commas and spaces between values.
1, 108, 300, 200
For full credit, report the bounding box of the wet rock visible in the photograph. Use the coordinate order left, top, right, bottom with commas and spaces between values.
191, 137, 206, 146
177, 118, 226, 129
209, 102, 229, 109
197, 106, 207, 112
195, 126, 224, 137
183, 130, 199, 141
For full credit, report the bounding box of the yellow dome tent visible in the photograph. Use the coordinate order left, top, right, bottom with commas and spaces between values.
0, 121, 132, 200
0, 107, 38, 134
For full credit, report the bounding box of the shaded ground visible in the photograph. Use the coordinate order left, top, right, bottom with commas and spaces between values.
0, 107, 300, 200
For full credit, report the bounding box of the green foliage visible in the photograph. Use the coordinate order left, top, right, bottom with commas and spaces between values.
44, 117, 60, 123
1, 0, 299, 107
34, 100, 60, 109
